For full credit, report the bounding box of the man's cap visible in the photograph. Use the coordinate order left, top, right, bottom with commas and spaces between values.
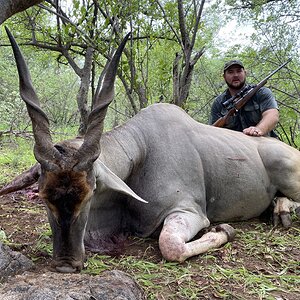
223, 60, 244, 72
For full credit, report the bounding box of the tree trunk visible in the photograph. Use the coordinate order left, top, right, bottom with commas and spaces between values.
156, 0, 205, 108
172, 0, 205, 108
76, 47, 94, 136
95, 1, 147, 113
0, 0, 43, 25
173, 53, 182, 105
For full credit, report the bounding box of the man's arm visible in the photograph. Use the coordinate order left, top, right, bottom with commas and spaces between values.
243, 108, 279, 136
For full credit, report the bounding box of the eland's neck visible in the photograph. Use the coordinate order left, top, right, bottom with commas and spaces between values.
98, 123, 146, 181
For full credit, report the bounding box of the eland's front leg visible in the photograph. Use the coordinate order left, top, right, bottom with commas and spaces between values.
158, 212, 236, 262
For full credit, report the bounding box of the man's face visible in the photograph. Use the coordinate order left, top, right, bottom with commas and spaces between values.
223, 65, 246, 90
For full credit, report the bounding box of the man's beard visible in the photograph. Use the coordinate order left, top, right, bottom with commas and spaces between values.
225, 79, 246, 90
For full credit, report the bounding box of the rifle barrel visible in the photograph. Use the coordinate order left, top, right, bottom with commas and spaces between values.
263, 58, 292, 82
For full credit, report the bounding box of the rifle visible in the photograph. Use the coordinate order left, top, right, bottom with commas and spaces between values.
212, 58, 292, 128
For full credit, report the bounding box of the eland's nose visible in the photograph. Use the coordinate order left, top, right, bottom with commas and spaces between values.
55, 265, 78, 273
51, 259, 84, 273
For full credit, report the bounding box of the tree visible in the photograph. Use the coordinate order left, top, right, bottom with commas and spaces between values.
156, 0, 205, 107
6, 1, 105, 135
2, 0, 223, 139
6, 1, 210, 123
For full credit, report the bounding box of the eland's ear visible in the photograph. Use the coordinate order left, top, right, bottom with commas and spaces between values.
95, 161, 147, 204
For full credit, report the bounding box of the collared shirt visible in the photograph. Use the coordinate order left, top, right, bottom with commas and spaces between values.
209, 85, 278, 136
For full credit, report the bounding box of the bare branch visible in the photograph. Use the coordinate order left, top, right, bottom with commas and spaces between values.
155, 0, 183, 51
38, 3, 96, 47
190, 0, 205, 50
177, 0, 190, 48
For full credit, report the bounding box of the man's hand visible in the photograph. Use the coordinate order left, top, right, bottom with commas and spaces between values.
243, 108, 279, 137
243, 126, 263, 136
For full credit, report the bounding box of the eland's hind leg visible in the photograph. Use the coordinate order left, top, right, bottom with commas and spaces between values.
273, 197, 300, 228
259, 142, 300, 226
259, 142, 300, 201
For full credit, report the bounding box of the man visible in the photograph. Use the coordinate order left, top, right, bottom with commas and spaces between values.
209, 60, 279, 137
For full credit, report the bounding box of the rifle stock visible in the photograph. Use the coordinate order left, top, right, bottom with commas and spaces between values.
212, 58, 291, 128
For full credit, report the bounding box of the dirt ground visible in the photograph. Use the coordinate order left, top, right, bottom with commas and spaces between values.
0, 188, 299, 299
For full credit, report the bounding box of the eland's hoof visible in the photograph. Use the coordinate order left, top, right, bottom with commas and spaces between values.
215, 224, 236, 242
